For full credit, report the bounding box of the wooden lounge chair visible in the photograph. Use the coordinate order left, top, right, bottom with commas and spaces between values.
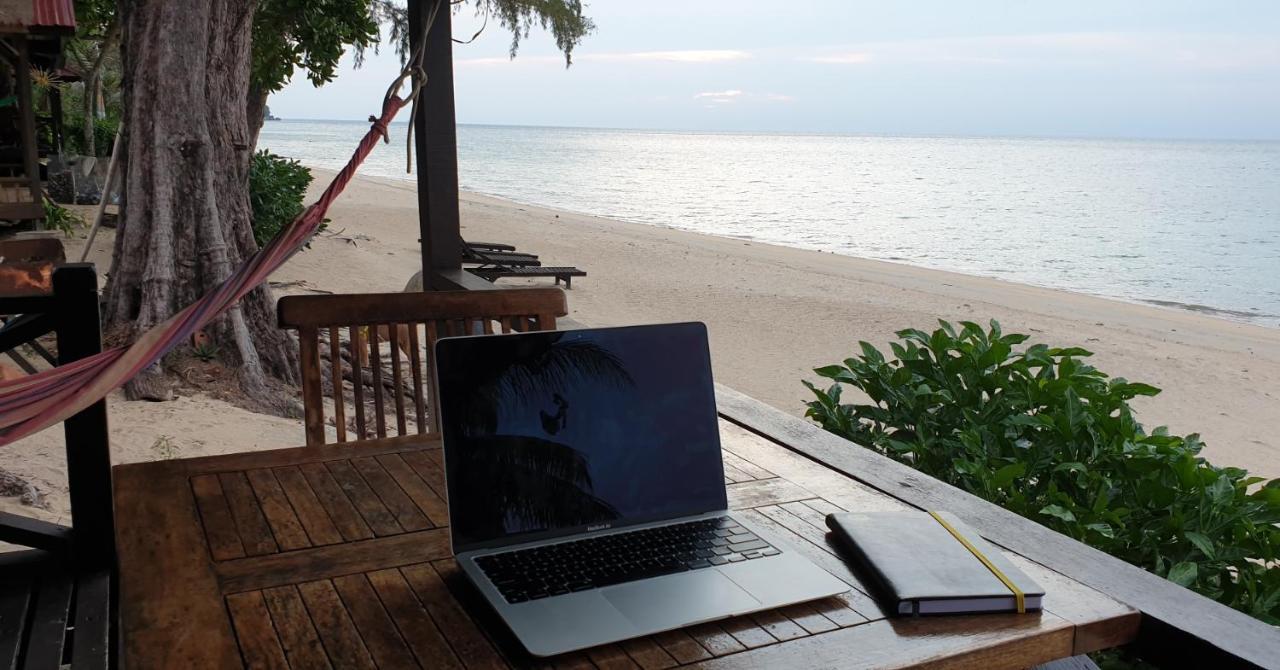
468, 264, 587, 289
460, 249, 541, 267
464, 241, 516, 251
277, 287, 567, 446
0, 265, 116, 669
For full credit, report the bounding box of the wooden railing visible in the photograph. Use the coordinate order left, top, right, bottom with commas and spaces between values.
713, 384, 1280, 670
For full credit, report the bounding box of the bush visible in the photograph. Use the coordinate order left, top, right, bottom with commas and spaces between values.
42, 197, 84, 237
248, 150, 314, 247
803, 320, 1280, 623
63, 116, 119, 156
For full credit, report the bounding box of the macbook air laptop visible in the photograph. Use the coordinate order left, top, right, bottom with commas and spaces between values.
435, 322, 847, 657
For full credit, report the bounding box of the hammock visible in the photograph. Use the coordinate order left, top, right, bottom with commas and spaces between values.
0, 2, 442, 446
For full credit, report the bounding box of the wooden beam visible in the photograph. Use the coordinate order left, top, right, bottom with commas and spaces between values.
409, 0, 462, 289
15, 37, 42, 221
713, 383, 1280, 669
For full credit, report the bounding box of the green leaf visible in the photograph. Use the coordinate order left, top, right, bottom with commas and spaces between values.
1084, 523, 1114, 539
992, 462, 1026, 489
1167, 562, 1198, 587
1039, 504, 1076, 523
1184, 531, 1216, 559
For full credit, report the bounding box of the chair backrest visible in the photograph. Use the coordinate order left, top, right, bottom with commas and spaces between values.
277, 288, 567, 446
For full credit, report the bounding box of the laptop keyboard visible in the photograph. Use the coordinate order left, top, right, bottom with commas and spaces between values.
474, 516, 779, 603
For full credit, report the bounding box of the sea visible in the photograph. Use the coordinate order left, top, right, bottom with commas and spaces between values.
259, 121, 1280, 327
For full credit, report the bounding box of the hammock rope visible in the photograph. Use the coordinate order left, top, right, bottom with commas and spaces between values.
0, 0, 443, 446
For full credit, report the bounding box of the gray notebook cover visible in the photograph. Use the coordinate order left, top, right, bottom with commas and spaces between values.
827, 511, 1045, 615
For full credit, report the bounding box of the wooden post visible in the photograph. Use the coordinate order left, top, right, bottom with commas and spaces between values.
409, 0, 463, 290
15, 37, 43, 220
53, 264, 115, 567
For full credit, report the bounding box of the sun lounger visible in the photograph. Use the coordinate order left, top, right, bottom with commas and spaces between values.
468, 265, 587, 289
465, 241, 516, 251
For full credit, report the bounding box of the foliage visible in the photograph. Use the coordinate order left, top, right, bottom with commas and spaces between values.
248, 151, 315, 247
42, 198, 84, 237
251, 0, 380, 96
803, 320, 1280, 624
63, 115, 118, 157
472, 0, 594, 66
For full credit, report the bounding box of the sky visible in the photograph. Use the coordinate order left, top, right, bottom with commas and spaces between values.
269, 1, 1280, 140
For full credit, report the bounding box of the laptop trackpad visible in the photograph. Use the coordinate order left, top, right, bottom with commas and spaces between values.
604, 570, 760, 630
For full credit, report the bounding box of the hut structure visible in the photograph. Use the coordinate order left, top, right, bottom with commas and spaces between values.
0, 0, 73, 223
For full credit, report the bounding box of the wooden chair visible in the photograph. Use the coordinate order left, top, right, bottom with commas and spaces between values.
0, 264, 116, 669
278, 288, 568, 446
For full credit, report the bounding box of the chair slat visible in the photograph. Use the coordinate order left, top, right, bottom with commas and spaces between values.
424, 322, 441, 434
298, 327, 325, 447
407, 325, 427, 434
369, 327, 386, 438
349, 326, 366, 440
499, 316, 513, 333
482, 318, 494, 335
329, 327, 346, 443
388, 324, 407, 436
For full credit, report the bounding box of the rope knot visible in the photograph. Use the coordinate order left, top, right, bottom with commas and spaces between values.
367, 115, 391, 144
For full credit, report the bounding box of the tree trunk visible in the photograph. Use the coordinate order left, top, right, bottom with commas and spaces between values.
246, 84, 268, 152
81, 20, 120, 157
105, 0, 296, 403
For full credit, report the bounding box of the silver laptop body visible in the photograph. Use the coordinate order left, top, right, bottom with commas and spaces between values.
436, 323, 847, 657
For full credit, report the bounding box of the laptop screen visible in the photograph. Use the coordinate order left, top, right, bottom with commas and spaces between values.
436, 322, 726, 552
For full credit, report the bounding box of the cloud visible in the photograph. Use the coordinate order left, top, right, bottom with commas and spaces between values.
694, 89, 744, 100
799, 32, 1280, 71
456, 49, 751, 67
692, 90, 793, 105
597, 50, 750, 63
807, 52, 872, 65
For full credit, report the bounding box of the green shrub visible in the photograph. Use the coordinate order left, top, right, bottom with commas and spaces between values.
63, 116, 119, 156
248, 150, 315, 247
42, 197, 83, 237
804, 320, 1280, 623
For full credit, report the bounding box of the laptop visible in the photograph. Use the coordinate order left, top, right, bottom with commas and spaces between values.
435, 322, 848, 657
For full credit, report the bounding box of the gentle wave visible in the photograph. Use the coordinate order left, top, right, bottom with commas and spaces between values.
260, 121, 1280, 327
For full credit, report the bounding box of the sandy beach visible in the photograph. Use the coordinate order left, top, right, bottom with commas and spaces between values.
6, 168, 1278, 524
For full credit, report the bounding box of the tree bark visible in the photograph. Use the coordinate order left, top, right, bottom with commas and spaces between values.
81, 20, 120, 157
106, 0, 296, 403
246, 84, 268, 152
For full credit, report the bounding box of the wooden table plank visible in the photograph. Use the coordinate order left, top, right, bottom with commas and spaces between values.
217, 528, 450, 594
366, 567, 463, 669
261, 585, 334, 669
274, 465, 345, 546
296, 579, 378, 669
402, 562, 508, 670
246, 468, 313, 551
116, 460, 242, 667
226, 591, 290, 669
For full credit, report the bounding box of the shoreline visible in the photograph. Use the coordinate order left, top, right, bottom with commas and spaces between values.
320, 167, 1279, 331
7, 168, 1275, 524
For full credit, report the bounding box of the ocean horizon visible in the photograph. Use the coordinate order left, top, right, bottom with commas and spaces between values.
260, 120, 1280, 327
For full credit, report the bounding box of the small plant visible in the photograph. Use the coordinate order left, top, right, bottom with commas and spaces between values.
804, 320, 1280, 624
249, 150, 323, 247
42, 197, 84, 237
192, 341, 219, 362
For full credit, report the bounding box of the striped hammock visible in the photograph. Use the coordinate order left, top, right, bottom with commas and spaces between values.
0, 93, 414, 445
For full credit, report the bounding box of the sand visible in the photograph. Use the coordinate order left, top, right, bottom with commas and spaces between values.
5, 168, 1278, 522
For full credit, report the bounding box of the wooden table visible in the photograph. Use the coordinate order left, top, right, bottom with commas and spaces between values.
114, 420, 1140, 669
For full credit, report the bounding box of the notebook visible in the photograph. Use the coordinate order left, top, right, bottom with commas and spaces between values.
826, 510, 1044, 615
